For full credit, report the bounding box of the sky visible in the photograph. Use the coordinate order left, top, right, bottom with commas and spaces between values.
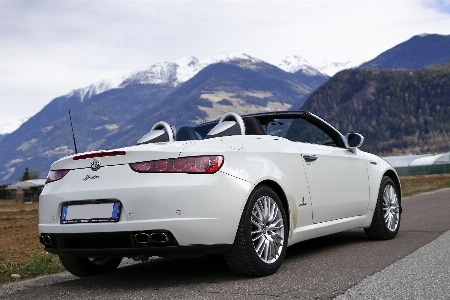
1, 0, 450, 134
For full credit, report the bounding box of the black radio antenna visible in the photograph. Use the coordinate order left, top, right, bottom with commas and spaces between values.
69, 110, 78, 154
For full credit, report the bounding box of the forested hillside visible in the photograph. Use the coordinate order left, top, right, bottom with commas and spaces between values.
302, 63, 450, 155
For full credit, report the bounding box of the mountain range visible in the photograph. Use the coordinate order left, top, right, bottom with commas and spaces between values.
359, 34, 450, 69
1, 33, 449, 184
0, 53, 331, 183
55, 53, 340, 110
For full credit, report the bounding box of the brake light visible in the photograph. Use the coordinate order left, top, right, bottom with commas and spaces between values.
45, 170, 70, 184
73, 151, 126, 160
129, 156, 224, 174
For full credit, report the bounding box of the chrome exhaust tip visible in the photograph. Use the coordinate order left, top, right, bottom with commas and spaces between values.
134, 233, 151, 244
151, 232, 170, 243
40, 234, 54, 246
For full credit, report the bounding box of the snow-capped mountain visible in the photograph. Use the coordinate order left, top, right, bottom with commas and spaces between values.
203, 53, 263, 68
119, 62, 179, 88
174, 56, 205, 83
0, 116, 30, 135
277, 56, 325, 76
314, 61, 361, 77
64, 53, 265, 103
277, 55, 361, 76
313, 61, 361, 76
66, 79, 118, 102
120, 53, 263, 88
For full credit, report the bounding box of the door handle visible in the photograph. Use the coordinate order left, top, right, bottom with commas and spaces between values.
303, 154, 317, 162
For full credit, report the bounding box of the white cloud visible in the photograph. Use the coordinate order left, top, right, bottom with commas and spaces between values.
1, 0, 449, 133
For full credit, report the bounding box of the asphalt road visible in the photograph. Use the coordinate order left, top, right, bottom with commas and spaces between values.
1, 189, 449, 299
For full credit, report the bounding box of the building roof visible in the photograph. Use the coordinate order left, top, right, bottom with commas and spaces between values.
382, 154, 430, 168
409, 152, 450, 166
6, 179, 46, 190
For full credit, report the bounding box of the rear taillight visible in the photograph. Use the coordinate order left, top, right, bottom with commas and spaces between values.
129, 156, 224, 174
45, 170, 70, 184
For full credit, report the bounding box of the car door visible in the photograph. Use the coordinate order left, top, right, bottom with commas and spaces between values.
284, 117, 370, 223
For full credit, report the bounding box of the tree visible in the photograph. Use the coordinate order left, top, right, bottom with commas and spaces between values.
20, 168, 41, 181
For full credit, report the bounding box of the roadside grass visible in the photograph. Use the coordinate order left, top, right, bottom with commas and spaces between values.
0, 254, 65, 284
400, 173, 450, 197
0, 173, 449, 284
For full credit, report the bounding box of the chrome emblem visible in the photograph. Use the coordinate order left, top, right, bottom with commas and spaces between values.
91, 158, 101, 171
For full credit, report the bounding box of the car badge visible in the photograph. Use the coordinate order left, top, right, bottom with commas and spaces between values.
91, 158, 101, 171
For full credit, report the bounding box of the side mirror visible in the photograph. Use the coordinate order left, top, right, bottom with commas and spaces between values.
346, 133, 364, 154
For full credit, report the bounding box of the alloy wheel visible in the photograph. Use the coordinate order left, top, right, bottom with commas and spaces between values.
383, 184, 400, 232
251, 195, 285, 263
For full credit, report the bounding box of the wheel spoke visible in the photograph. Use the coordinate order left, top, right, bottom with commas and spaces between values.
269, 204, 276, 223
252, 230, 263, 242
271, 233, 283, 247
263, 197, 270, 223
269, 238, 276, 260
252, 211, 263, 224
257, 200, 265, 223
386, 214, 392, 229
255, 236, 265, 253
251, 219, 262, 229
263, 239, 269, 261
268, 219, 283, 231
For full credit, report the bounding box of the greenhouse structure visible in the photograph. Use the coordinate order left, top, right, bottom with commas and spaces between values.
383, 152, 450, 176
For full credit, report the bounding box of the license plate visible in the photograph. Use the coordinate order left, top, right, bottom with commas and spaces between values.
60, 202, 121, 224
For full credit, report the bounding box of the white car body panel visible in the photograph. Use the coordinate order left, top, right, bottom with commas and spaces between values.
297, 143, 370, 223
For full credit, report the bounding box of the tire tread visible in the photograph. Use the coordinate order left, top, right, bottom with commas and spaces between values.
59, 256, 122, 277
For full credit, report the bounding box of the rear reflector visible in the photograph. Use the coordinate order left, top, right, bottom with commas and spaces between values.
73, 151, 126, 160
46, 170, 70, 184
129, 156, 224, 174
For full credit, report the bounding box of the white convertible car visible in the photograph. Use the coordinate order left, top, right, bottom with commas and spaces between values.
39, 111, 402, 277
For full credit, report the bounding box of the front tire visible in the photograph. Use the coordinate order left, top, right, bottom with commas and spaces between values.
365, 176, 401, 240
59, 256, 122, 277
224, 185, 288, 276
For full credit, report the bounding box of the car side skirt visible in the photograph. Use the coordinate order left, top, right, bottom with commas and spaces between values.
288, 212, 373, 246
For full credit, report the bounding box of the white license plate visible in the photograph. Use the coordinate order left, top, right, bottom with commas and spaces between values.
61, 202, 121, 224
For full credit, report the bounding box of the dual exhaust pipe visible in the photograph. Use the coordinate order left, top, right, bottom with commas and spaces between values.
134, 232, 170, 244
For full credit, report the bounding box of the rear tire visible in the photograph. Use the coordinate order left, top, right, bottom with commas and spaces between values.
365, 176, 401, 240
224, 185, 288, 276
59, 256, 122, 277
